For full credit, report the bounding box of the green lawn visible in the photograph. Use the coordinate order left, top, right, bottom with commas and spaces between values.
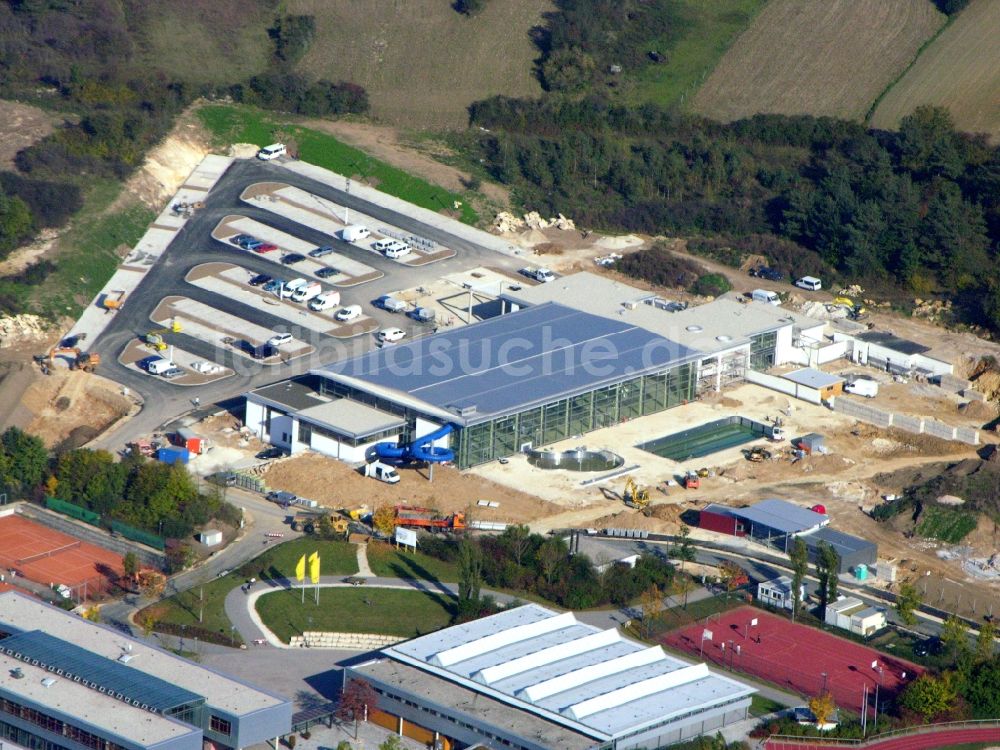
627, 0, 767, 107
256, 586, 457, 642
197, 104, 479, 225
915, 505, 978, 544
24, 180, 154, 318
366, 542, 460, 582
139, 539, 357, 645
750, 694, 789, 717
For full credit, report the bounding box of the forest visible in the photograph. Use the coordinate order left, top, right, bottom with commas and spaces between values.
462, 97, 1000, 330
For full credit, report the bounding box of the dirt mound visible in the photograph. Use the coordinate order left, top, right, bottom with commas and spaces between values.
21, 370, 135, 448
958, 399, 998, 421
965, 355, 1000, 399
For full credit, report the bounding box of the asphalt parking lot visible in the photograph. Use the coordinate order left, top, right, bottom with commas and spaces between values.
90, 158, 527, 444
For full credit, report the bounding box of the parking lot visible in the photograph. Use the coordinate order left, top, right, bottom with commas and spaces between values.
85, 157, 530, 435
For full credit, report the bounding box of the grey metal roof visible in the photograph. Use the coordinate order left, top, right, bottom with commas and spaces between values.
248, 376, 328, 412
730, 499, 828, 535
314, 303, 699, 423
298, 399, 404, 439
783, 368, 844, 389
857, 331, 929, 356
0, 630, 202, 712
383, 603, 755, 741
800, 526, 877, 557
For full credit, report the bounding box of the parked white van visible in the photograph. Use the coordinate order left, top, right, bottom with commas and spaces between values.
146, 357, 173, 375
373, 238, 395, 252
845, 378, 879, 398
751, 289, 781, 306
257, 143, 286, 160
795, 276, 822, 291
278, 278, 307, 298
341, 225, 371, 242
309, 291, 341, 311
292, 281, 323, 303
384, 241, 411, 260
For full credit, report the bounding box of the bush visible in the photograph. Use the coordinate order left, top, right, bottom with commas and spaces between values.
691, 273, 732, 297
615, 243, 702, 289
0, 172, 82, 228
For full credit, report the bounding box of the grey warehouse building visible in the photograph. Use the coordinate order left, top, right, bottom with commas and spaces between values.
347, 604, 756, 750
0, 592, 292, 750
246, 273, 828, 468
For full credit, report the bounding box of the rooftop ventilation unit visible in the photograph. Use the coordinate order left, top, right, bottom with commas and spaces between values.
40, 677, 56, 688
9, 668, 23, 679
454, 404, 477, 417
716, 335, 732, 342
118, 654, 133, 664
686, 325, 703, 332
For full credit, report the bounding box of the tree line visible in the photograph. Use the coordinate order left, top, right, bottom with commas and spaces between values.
461, 98, 999, 331
0, 426, 240, 552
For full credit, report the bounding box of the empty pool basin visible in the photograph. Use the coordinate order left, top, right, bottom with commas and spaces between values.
639, 416, 771, 461
528, 448, 624, 472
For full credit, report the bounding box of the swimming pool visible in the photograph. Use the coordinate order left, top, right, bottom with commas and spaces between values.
638, 416, 769, 461
527, 448, 624, 472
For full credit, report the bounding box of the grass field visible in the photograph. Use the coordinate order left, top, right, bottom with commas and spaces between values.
366, 543, 460, 583
915, 505, 978, 544
139, 539, 357, 644
198, 105, 478, 224
628, 0, 767, 108
256, 587, 457, 642
287, 0, 550, 129
871, 0, 1000, 140
692, 0, 946, 122
35, 183, 154, 318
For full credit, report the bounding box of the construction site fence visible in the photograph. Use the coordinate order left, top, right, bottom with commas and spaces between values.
232, 471, 267, 494
110, 520, 165, 551
45, 497, 101, 527
830, 397, 979, 445
765, 719, 1000, 748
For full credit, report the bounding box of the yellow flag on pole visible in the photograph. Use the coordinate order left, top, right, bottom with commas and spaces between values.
295, 554, 306, 582
308, 551, 320, 584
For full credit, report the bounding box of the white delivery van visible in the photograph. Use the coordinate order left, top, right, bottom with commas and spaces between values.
309, 291, 341, 311
751, 289, 781, 306
291, 281, 322, 303
384, 241, 411, 260
278, 278, 307, 298
795, 276, 823, 291
146, 357, 173, 375
257, 143, 286, 160
845, 378, 879, 398
364, 461, 400, 484
373, 238, 395, 252
335, 304, 362, 321
341, 225, 371, 242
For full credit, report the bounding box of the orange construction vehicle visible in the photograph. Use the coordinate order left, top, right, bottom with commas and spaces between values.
36, 347, 101, 373
683, 471, 700, 490
103, 290, 126, 310
394, 505, 466, 532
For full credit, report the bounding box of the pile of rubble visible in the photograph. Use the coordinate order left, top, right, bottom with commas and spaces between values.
0, 315, 49, 348
492, 211, 575, 234
912, 297, 952, 322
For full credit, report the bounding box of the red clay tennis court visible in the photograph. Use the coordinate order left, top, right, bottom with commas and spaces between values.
663, 606, 922, 713
0, 515, 123, 598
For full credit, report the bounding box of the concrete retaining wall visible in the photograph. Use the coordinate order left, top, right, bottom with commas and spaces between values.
830, 399, 980, 445
924, 419, 957, 441
892, 413, 924, 433
955, 427, 981, 445
937, 374, 972, 394
832, 397, 892, 427
290, 631, 403, 650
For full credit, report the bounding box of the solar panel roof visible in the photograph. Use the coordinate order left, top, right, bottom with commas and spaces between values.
0, 631, 203, 712
315, 302, 699, 423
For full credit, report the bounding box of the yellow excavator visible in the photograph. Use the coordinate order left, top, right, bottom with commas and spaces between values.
623, 476, 651, 511
35, 347, 100, 373
145, 321, 182, 351
832, 297, 868, 321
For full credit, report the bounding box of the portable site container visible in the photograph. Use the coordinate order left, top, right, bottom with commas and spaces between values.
175, 427, 203, 454
157, 446, 190, 465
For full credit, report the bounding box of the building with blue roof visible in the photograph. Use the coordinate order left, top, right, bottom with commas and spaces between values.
0, 592, 292, 750
244, 272, 829, 468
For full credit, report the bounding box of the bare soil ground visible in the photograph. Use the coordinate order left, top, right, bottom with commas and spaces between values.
289, 0, 550, 129
262, 452, 561, 525
871, 0, 1000, 141
0, 100, 61, 170
20, 368, 137, 449
692, 0, 945, 121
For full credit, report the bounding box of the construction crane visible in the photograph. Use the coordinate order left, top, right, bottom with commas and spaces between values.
145, 321, 182, 351
623, 476, 650, 510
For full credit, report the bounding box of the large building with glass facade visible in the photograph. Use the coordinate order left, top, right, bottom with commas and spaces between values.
0, 592, 292, 750
244, 272, 826, 468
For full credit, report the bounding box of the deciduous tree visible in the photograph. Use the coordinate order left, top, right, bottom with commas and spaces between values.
941, 614, 970, 661
895, 582, 922, 627
899, 672, 958, 721
789, 537, 808, 618
337, 679, 378, 738
122, 552, 139, 583
976, 619, 996, 663
808, 691, 836, 727
640, 585, 664, 637
372, 506, 396, 538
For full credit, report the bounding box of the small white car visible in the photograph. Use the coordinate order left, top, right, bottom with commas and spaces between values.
267, 332, 293, 347
377, 327, 406, 344
335, 304, 362, 322
309, 292, 340, 311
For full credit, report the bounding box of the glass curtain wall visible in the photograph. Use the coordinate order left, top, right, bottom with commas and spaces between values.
750, 331, 777, 370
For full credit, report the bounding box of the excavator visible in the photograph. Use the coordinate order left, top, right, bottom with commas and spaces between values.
623, 476, 651, 511
831, 296, 868, 321
35, 346, 101, 374
145, 321, 182, 351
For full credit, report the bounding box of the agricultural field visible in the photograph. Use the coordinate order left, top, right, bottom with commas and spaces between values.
871, 0, 1000, 140
692, 0, 945, 122
288, 0, 550, 129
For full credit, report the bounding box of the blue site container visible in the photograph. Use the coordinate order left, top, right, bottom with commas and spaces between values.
157, 446, 190, 465
854, 564, 868, 580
